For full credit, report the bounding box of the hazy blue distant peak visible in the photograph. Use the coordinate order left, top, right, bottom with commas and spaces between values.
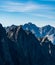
22, 22, 55, 44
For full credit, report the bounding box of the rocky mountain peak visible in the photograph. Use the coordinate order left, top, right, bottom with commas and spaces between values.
0, 23, 55, 65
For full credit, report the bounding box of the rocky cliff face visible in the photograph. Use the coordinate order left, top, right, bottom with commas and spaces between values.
22, 23, 55, 44
0, 24, 55, 65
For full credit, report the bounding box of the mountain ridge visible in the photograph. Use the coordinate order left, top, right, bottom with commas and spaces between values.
0, 23, 55, 65
5, 22, 55, 44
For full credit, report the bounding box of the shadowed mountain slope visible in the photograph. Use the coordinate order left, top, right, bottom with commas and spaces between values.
0, 23, 55, 65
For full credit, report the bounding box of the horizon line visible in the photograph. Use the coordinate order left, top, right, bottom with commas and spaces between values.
0, 22, 55, 28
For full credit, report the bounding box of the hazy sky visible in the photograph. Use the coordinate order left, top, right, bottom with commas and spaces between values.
0, 0, 55, 27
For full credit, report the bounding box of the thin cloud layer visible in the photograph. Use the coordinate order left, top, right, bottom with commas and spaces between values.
0, 1, 37, 12
0, 1, 54, 12
32, 13, 55, 19
0, 0, 55, 27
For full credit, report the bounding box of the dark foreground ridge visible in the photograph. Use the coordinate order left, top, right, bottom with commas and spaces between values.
0, 24, 55, 65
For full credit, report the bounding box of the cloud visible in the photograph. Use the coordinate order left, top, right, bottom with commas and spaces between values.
32, 13, 55, 19
0, 1, 38, 12
0, 1, 55, 19
0, 1, 54, 12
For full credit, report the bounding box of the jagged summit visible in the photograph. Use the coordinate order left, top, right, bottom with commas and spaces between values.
28, 22, 32, 25
0, 23, 55, 65
5, 22, 55, 44
22, 22, 40, 37
22, 22, 55, 44
42, 25, 55, 28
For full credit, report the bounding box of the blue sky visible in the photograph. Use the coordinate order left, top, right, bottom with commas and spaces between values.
0, 0, 55, 27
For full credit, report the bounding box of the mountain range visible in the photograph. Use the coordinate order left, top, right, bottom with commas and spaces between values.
22, 22, 55, 44
5, 22, 55, 44
0, 23, 55, 65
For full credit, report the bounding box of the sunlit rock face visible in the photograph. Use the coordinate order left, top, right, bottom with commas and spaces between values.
22, 23, 55, 45
5, 23, 55, 44
0, 24, 41, 65
5, 25, 42, 65
0, 24, 19, 65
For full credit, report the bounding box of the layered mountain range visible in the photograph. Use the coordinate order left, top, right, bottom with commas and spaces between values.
0, 23, 55, 65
